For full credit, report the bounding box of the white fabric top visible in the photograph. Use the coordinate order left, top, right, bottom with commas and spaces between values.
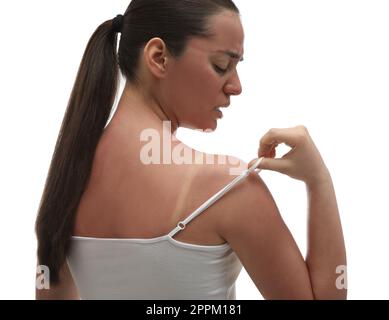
66, 158, 264, 299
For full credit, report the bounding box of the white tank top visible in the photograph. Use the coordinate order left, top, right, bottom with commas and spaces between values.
67, 158, 264, 299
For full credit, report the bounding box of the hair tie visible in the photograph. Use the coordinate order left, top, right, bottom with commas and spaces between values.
112, 14, 124, 33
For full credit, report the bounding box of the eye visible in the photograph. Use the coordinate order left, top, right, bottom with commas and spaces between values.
213, 64, 228, 75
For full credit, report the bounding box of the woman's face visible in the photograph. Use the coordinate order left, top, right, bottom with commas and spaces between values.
161, 10, 244, 131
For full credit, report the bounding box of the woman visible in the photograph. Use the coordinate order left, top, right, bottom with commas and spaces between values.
35, 0, 347, 299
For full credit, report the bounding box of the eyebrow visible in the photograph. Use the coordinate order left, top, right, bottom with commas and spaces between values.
216, 50, 244, 62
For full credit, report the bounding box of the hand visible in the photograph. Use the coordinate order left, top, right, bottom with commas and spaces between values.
248, 125, 331, 186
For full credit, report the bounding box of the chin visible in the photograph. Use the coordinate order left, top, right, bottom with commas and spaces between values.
207, 120, 218, 132
181, 119, 217, 132
199, 119, 218, 132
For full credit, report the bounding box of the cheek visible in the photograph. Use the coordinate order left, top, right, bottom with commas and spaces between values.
165, 61, 222, 129
181, 65, 221, 111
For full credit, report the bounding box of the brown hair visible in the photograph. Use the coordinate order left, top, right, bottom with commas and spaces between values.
35, 0, 240, 285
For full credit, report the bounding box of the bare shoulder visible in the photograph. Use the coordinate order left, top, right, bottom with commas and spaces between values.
208, 157, 315, 299
194, 154, 247, 183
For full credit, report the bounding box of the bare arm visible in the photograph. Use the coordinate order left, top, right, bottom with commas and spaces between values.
218, 166, 346, 299
246, 125, 347, 299
305, 173, 347, 299
35, 260, 80, 300
218, 168, 315, 299
222, 125, 347, 299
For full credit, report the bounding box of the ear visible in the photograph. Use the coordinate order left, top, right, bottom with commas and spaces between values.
143, 37, 169, 79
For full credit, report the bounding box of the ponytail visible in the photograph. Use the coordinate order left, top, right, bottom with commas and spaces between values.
35, 19, 120, 284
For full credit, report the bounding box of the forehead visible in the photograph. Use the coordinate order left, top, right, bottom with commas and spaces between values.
185, 10, 244, 59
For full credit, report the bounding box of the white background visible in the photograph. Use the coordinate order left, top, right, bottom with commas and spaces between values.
0, 0, 388, 299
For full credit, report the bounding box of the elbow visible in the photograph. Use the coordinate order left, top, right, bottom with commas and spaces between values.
312, 286, 348, 300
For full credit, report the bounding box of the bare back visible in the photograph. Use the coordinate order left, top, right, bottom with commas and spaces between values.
73, 113, 240, 246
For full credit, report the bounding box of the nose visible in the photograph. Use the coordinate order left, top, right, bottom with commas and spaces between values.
224, 70, 242, 96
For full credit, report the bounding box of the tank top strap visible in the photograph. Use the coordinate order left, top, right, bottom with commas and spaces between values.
168, 157, 264, 238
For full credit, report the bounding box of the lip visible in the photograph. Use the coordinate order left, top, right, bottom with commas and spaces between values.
214, 102, 230, 119
219, 102, 230, 108
215, 108, 223, 119
214, 102, 230, 111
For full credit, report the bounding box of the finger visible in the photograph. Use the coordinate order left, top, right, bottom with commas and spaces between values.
249, 157, 289, 174
248, 157, 266, 170
258, 127, 301, 153
247, 157, 264, 173
258, 143, 277, 158
248, 158, 259, 169
248, 157, 270, 171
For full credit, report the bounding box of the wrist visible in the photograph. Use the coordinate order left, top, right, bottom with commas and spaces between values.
306, 168, 332, 190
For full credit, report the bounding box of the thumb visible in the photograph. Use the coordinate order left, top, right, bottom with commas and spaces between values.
248, 158, 259, 169
248, 157, 268, 170
248, 157, 287, 174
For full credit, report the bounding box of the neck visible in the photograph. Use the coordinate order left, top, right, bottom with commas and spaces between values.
114, 81, 179, 136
